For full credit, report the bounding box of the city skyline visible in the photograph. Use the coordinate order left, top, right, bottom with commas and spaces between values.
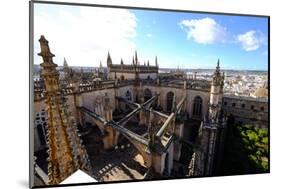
34, 4, 269, 71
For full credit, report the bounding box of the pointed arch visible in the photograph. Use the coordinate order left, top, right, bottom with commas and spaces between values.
192, 96, 203, 118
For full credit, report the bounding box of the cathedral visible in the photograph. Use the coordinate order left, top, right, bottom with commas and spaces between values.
33, 35, 227, 186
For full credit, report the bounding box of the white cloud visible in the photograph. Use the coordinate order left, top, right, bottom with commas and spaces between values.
237, 30, 266, 51
34, 5, 137, 67
146, 33, 152, 37
179, 17, 227, 44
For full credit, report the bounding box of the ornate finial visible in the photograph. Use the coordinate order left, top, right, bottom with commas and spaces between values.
155, 56, 158, 67
121, 59, 124, 65
99, 61, 103, 69
147, 60, 150, 67
38, 35, 56, 67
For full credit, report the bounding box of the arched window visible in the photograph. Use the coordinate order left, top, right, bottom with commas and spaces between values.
144, 88, 152, 102
121, 75, 125, 80
192, 96, 203, 118
166, 91, 174, 112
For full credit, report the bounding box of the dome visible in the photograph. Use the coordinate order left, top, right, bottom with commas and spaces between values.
253, 87, 268, 98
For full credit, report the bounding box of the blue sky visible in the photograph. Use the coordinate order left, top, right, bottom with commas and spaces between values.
34, 3, 268, 70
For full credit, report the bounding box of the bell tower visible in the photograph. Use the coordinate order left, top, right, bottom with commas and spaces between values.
190, 59, 226, 177
106, 52, 112, 79
209, 59, 224, 122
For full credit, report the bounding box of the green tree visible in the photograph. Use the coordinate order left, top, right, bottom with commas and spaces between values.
220, 123, 269, 175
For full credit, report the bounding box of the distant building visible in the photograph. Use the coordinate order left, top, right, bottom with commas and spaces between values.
222, 95, 268, 128
250, 81, 268, 98
107, 51, 159, 80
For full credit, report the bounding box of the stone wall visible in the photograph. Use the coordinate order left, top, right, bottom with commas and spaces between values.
80, 89, 116, 112
222, 96, 268, 128
109, 72, 136, 80
109, 72, 157, 81
139, 73, 157, 80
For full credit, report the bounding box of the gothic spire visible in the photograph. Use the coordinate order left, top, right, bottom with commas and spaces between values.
38, 36, 92, 184
62, 57, 70, 80
212, 59, 224, 87
107, 51, 112, 66
216, 59, 220, 72
63, 57, 68, 67
135, 51, 138, 64
132, 56, 135, 65
155, 56, 158, 67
